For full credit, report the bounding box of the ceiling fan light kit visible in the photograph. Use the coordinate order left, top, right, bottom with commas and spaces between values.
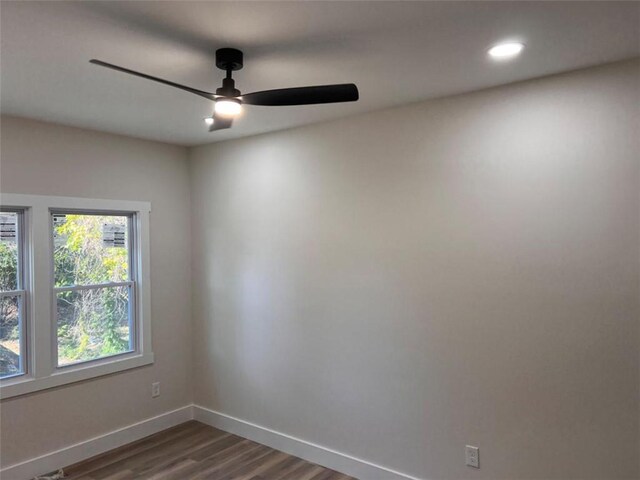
90, 47, 359, 133
214, 98, 242, 117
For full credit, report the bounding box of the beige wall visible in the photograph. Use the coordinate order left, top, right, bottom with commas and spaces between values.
0, 117, 192, 467
189, 60, 640, 479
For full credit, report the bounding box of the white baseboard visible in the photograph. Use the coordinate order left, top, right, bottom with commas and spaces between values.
2, 404, 423, 480
193, 404, 422, 480
0, 405, 193, 480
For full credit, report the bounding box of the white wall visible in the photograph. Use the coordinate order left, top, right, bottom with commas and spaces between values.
189, 60, 640, 479
0, 117, 192, 467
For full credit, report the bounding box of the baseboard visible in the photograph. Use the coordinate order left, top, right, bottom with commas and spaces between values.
3, 404, 422, 480
0, 405, 193, 480
192, 404, 422, 480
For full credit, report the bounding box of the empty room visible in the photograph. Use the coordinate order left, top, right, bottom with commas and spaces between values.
0, 1, 638, 479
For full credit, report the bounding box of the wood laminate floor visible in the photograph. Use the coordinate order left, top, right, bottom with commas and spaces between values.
62, 421, 357, 480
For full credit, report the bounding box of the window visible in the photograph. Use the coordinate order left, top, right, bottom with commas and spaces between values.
0, 194, 152, 398
0, 210, 26, 378
53, 213, 134, 367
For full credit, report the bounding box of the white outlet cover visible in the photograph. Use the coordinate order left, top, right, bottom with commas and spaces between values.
151, 382, 160, 398
465, 445, 479, 468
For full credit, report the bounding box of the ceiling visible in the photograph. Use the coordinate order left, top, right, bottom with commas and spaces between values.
1, 1, 638, 146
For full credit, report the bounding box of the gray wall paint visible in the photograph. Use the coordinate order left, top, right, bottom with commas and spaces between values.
189, 60, 640, 479
0, 117, 192, 467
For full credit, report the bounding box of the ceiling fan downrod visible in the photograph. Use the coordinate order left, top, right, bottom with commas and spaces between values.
215, 48, 243, 97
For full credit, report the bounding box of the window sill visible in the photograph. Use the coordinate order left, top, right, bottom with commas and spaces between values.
0, 352, 154, 399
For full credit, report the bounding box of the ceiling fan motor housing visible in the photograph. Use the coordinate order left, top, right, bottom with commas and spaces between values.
216, 78, 240, 98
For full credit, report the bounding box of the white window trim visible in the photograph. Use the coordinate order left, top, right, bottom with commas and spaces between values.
0, 194, 153, 399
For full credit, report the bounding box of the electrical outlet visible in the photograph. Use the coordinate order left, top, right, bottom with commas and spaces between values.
465, 445, 479, 468
151, 382, 160, 398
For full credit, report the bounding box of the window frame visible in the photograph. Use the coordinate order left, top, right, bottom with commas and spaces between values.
0, 194, 153, 399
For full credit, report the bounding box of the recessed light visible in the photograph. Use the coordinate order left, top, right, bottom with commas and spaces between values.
204, 117, 214, 126
488, 42, 525, 59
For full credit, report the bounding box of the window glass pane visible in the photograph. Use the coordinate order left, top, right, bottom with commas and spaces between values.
0, 211, 24, 379
0, 212, 19, 292
0, 295, 23, 378
56, 285, 132, 366
53, 214, 129, 287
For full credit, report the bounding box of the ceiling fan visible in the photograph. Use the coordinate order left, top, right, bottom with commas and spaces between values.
90, 48, 359, 132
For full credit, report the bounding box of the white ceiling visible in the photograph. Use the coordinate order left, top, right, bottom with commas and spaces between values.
1, 1, 638, 146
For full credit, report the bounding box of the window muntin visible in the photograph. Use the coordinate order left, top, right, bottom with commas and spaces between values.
0, 210, 26, 378
52, 212, 135, 367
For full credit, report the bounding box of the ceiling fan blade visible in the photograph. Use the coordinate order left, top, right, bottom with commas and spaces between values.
90, 59, 218, 101
241, 84, 358, 106
209, 115, 233, 132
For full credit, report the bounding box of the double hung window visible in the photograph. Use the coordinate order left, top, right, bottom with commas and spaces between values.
0, 194, 153, 399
